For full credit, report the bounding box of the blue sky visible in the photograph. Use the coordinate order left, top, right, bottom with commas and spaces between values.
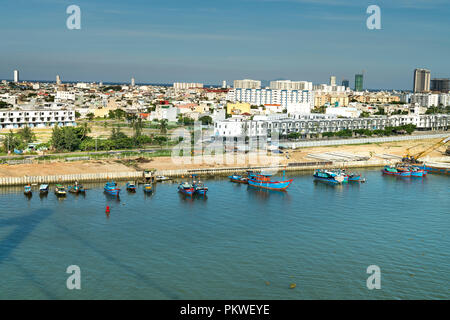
0, 0, 449, 89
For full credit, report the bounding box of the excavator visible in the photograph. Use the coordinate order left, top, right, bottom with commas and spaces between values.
402, 135, 450, 164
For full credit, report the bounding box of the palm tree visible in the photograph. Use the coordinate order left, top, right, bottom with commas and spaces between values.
80, 122, 91, 140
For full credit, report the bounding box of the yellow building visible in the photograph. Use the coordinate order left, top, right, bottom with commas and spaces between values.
314, 94, 349, 107
226, 102, 251, 115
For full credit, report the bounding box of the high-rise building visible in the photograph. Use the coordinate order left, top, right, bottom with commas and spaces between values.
270, 80, 313, 91
330, 76, 336, 86
342, 79, 350, 89
13, 70, 19, 83
131, 77, 135, 87
222, 80, 227, 88
354, 74, 363, 91
233, 79, 261, 89
430, 78, 450, 93
56, 75, 61, 85
173, 82, 203, 90
413, 68, 431, 93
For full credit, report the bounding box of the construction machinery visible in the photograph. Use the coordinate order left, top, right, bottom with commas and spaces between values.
402, 136, 450, 164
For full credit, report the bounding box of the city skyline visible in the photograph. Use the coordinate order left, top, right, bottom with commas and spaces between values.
1, 0, 449, 89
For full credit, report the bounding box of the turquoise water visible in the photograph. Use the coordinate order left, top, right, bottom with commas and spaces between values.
0, 169, 448, 300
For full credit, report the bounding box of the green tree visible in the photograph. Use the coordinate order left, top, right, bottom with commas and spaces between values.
159, 119, 168, 134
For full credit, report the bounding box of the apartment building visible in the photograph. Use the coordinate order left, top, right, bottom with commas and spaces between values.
269, 80, 313, 91
233, 79, 261, 89
227, 88, 314, 108
173, 82, 204, 90
0, 109, 76, 130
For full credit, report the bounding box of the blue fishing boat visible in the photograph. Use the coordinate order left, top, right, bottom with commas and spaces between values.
69, 182, 85, 194
382, 166, 411, 177
39, 184, 49, 194
228, 174, 248, 184
194, 182, 208, 195
248, 171, 293, 191
347, 173, 362, 182
313, 170, 346, 184
126, 182, 137, 192
54, 184, 67, 197
104, 181, 120, 196
24, 185, 32, 196
410, 167, 425, 178
143, 183, 153, 193
178, 182, 195, 196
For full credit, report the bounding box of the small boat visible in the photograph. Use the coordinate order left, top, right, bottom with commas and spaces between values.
126, 182, 137, 192
314, 170, 346, 184
68, 182, 85, 194
178, 182, 195, 196
54, 184, 67, 197
248, 171, 293, 191
156, 175, 171, 182
39, 184, 49, 194
347, 173, 362, 182
104, 181, 120, 196
382, 166, 411, 177
24, 185, 32, 196
413, 164, 449, 175
410, 167, 425, 178
228, 174, 248, 184
193, 181, 208, 195
143, 183, 153, 193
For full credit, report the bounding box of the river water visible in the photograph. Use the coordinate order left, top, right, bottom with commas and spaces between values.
0, 169, 448, 299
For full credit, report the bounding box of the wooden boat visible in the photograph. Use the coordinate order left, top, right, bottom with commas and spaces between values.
193, 182, 208, 195
382, 166, 411, 177
248, 171, 293, 191
178, 182, 195, 196
54, 184, 67, 197
410, 167, 426, 178
143, 183, 153, 193
313, 170, 346, 184
39, 184, 49, 194
228, 174, 248, 184
126, 182, 137, 192
104, 181, 120, 196
24, 185, 32, 196
156, 175, 171, 182
413, 164, 449, 175
68, 183, 85, 194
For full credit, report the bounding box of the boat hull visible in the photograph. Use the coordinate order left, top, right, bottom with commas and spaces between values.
229, 176, 248, 184
413, 165, 449, 175
313, 175, 342, 184
178, 187, 195, 196
348, 175, 361, 182
104, 188, 120, 196
411, 170, 425, 178
248, 178, 293, 190
382, 169, 411, 177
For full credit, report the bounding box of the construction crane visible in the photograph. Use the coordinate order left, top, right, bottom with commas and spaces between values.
402, 136, 450, 163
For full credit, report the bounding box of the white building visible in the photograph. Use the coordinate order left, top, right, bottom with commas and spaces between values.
410, 93, 439, 107
269, 80, 313, 91
325, 106, 361, 118
13, 70, 19, 83
227, 88, 314, 109
56, 91, 76, 101
56, 75, 61, 85
233, 79, 261, 89
0, 109, 76, 130
173, 82, 203, 90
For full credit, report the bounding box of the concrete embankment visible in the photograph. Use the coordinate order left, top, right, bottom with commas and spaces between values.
0, 159, 396, 186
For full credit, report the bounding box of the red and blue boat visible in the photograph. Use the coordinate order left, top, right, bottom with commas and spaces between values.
382, 166, 411, 177
104, 181, 120, 196
314, 170, 346, 184
228, 174, 248, 184
248, 171, 293, 191
410, 167, 426, 177
178, 182, 195, 196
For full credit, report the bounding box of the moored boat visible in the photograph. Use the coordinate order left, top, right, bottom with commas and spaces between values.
228, 174, 248, 184
193, 181, 208, 195
104, 181, 120, 196
143, 183, 153, 193
126, 182, 137, 192
54, 184, 67, 197
39, 184, 49, 194
347, 174, 362, 182
313, 170, 346, 184
178, 182, 195, 196
248, 171, 293, 191
156, 176, 171, 182
382, 166, 411, 177
24, 185, 32, 196
69, 182, 85, 194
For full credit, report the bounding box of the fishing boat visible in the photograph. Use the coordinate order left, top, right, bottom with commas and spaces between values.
248, 171, 293, 191
178, 182, 195, 196
346, 172, 362, 182
413, 163, 449, 175
54, 184, 67, 197
68, 182, 85, 194
24, 185, 32, 196
313, 169, 346, 184
104, 181, 120, 196
228, 174, 248, 184
39, 184, 49, 194
193, 181, 208, 195
382, 166, 411, 177
410, 167, 426, 178
156, 176, 171, 182
143, 183, 153, 193
126, 182, 137, 192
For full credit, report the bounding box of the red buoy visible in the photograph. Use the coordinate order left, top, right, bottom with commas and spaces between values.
105, 206, 110, 216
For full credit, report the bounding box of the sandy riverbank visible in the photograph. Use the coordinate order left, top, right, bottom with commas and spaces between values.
0, 138, 448, 178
